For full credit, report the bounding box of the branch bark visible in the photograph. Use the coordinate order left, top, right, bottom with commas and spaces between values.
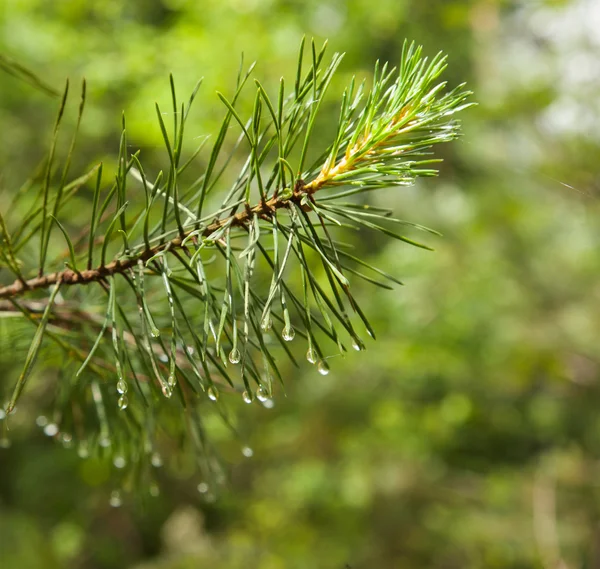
0, 187, 309, 300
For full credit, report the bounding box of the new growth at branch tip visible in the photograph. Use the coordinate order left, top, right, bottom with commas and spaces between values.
0, 37, 473, 478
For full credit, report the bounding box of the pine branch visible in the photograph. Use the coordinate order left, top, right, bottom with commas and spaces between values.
0, 185, 309, 300
0, 38, 473, 490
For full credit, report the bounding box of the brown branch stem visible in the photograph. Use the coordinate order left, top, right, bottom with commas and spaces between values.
0, 189, 309, 300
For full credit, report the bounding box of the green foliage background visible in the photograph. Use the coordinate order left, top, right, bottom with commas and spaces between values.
2, 0, 600, 567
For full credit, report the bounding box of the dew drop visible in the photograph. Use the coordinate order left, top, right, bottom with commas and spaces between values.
43, 423, 59, 437
228, 348, 241, 364
242, 446, 254, 458
197, 482, 209, 494
351, 338, 364, 351
99, 436, 111, 448
0, 437, 11, 449
207, 386, 219, 402
158, 353, 168, 363
0, 409, 5, 421
150, 327, 160, 338
306, 347, 317, 364
262, 398, 275, 409
109, 490, 122, 508
116, 379, 128, 394
186, 346, 195, 356
36, 415, 48, 427
149, 483, 160, 497
317, 360, 330, 376
118, 395, 129, 410
59, 432, 73, 448
113, 455, 126, 469
242, 390, 253, 404
151, 452, 163, 468
167, 374, 176, 387
260, 316, 272, 332
161, 383, 173, 398
256, 385, 269, 402
282, 326, 295, 342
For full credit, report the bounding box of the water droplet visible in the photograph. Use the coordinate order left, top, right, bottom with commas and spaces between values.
367, 328, 375, 339
207, 386, 219, 402
150, 327, 160, 338
149, 483, 160, 497
158, 353, 169, 363
59, 432, 73, 448
242, 446, 254, 458
77, 443, 89, 459
262, 398, 275, 409
43, 423, 59, 437
109, 490, 122, 508
228, 348, 241, 364
306, 347, 317, 364
256, 385, 269, 402
0, 437, 11, 449
260, 316, 272, 332
116, 379, 128, 394
151, 452, 163, 468
186, 346, 195, 356
242, 390, 253, 404
167, 374, 176, 387
282, 326, 295, 342
161, 383, 173, 398
118, 395, 128, 410
317, 361, 330, 376
0, 409, 6, 420
351, 338, 364, 351
197, 482, 209, 494
36, 415, 48, 427
113, 456, 126, 469
99, 436, 111, 448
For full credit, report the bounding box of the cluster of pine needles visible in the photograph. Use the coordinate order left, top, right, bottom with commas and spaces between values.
0, 39, 472, 495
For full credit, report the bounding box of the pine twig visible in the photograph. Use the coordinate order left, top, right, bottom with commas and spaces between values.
0, 185, 311, 299
0, 38, 473, 484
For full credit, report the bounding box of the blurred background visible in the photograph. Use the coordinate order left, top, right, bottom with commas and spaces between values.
2, 0, 600, 567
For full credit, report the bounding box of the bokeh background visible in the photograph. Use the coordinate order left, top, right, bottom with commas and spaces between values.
2, 0, 600, 567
